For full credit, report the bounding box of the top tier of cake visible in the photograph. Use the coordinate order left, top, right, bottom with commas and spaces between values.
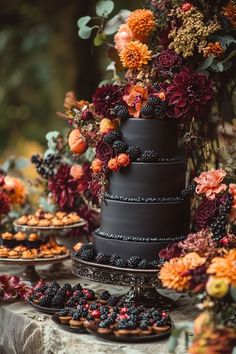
121, 118, 178, 158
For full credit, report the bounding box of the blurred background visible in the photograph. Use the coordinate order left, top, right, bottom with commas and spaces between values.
0, 0, 140, 160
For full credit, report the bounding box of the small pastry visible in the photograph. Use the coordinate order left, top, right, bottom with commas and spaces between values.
14, 245, 27, 252
51, 247, 65, 255
152, 320, 171, 333
41, 250, 53, 258
0, 247, 9, 258
14, 232, 26, 242
27, 218, 39, 226
55, 211, 66, 220
68, 213, 80, 223
38, 219, 50, 227
44, 213, 53, 220
16, 215, 28, 225
28, 233, 40, 241
97, 321, 112, 334
22, 250, 36, 259
62, 216, 74, 225
8, 250, 20, 259
58, 309, 72, 325
52, 218, 64, 227
1, 232, 13, 240
69, 312, 84, 328
35, 209, 44, 218
139, 322, 152, 336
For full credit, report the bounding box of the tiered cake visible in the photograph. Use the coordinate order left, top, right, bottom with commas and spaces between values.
94, 118, 190, 261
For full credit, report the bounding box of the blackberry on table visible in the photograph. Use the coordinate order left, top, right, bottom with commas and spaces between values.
62, 283, 72, 292
95, 253, 110, 264
38, 294, 52, 307
127, 256, 142, 268
103, 131, 121, 145
107, 296, 119, 306
72, 283, 83, 292
138, 150, 158, 162
126, 146, 141, 161
140, 104, 154, 118
112, 140, 128, 154
49, 281, 60, 290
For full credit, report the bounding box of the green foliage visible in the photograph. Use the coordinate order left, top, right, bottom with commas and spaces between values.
168, 321, 193, 353
104, 9, 130, 35
96, 0, 114, 17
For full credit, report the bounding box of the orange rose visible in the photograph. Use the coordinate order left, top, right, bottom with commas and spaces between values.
91, 158, 103, 173
70, 165, 84, 180
68, 129, 88, 155
108, 157, 119, 171
194, 168, 227, 200
117, 153, 130, 167
123, 85, 148, 118
99, 118, 116, 134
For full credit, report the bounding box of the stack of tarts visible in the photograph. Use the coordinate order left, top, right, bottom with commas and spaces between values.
0, 241, 67, 260
15, 209, 81, 228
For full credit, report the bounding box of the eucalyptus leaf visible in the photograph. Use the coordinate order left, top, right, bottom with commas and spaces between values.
104, 9, 131, 34
168, 321, 193, 353
211, 35, 236, 49
94, 32, 106, 46
232, 347, 236, 354
15, 157, 30, 169
217, 62, 224, 72
77, 16, 91, 28
39, 197, 56, 213
200, 55, 215, 70
46, 131, 60, 141
44, 149, 56, 158
230, 287, 236, 301
78, 26, 93, 39
220, 49, 236, 64
98, 79, 111, 87
0, 159, 11, 172
96, 0, 114, 17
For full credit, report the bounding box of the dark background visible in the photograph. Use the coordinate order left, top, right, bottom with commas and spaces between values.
0, 0, 141, 156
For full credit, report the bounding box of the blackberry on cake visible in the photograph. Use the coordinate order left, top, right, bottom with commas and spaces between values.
140, 104, 153, 118
110, 254, 120, 265
138, 259, 149, 269
103, 131, 121, 145
107, 296, 119, 306
112, 140, 128, 154
95, 252, 110, 264
127, 256, 142, 268
114, 258, 127, 268
126, 146, 141, 161
147, 95, 163, 106
114, 104, 129, 120
154, 106, 165, 118
138, 150, 158, 162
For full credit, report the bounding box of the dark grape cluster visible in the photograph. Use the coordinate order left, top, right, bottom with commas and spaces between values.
31, 153, 61, 179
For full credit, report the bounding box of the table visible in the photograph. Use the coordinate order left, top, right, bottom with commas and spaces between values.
0, 261, 197, 354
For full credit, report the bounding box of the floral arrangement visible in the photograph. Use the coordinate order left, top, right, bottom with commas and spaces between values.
30, 131, 99, 237
58, 0, 236, 195
0, 274, 32, 302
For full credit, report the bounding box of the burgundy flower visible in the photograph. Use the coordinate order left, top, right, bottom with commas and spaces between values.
0, 191, 10, 216
77, 162, 92, 194
96, 140, 113, 168
48, 164, 79, 211
81, 109, 94, 121
159, 242, 182, 260
93, 84, 124, 119
154, 49, 182, 77
165, 66, 214, 120
78, 204, 99, 234
194, 197, 218, 230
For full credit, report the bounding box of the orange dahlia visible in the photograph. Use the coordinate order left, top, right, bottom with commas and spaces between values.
207, 249, 236, 287
203, 42, 224, 57
159, 252, 206, 292
223, 1, 236, 28
119, 41, 152, 69
127, 9, 155, 42
4, 176, 26, 205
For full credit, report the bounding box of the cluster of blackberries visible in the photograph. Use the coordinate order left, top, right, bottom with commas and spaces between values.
103, 131, 122, 145
181, 183, 196, 197
74, 243, 95, 262
113, 104, 129, 120
138, 150, 158, 162
140, 95, 166, 118
210, 193, 233, 242
31, 153, 61, 179
112, 140, 128, 154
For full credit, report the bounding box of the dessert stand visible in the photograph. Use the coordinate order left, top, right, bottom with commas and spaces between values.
0, 252, 70, 283
71, 255, 176, 310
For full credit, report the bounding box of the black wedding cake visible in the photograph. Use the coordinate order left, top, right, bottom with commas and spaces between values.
93, 117, 190, 262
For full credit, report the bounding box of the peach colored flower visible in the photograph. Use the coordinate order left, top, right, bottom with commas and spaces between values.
117, 153, 130, 167
114, 24, 133, 52
70, 165, 84, 180
99, 118, 116, 134
91, 158, 103, 174
194, 168, 227, 200
229, 183, 236, 208
123, 85, 148, 118
4, 176, 26, 205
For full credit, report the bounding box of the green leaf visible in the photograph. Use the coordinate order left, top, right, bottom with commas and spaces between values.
103, 10, 130, 35
78, 26, 93, 39
232, 347, 236, 354
96, 0, 114, 17
200, 55, 215, 70
15, 157, 30, 169
211, 35, 236, 49
221, 49, 236, 64
98, 79, 110, 87
0, 159, 11, 172
77, 16, 91, 28
39, 197, 56, 213
46, 131, 60, 142
230, 287, 236, 301
93, 32, 106, 46
168, 321, 193, 353
217, 62, 224, 72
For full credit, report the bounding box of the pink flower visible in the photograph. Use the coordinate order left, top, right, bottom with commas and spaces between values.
229, 183, 236, 208
70, 165, 84, 180
194, 169, 227, 200
114, 24, 133, 52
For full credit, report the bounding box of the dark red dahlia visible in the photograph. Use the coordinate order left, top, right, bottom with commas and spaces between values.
77, 162, 91, 194
78, 204, 99, 233
154, 49, 182, 77
93, 84, 124, 119
194, 197, 218, 230
96, 140, 113, 168
48, 164, 79, 211
165, 66, 214, 120
0, 191, 10, 216
159, 242, 182, 260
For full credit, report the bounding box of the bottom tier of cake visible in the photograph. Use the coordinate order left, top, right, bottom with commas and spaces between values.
93, 230, 186, 261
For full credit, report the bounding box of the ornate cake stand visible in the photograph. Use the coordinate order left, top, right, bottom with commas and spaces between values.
71, 255, 176, 310
0, 252, 70, 283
